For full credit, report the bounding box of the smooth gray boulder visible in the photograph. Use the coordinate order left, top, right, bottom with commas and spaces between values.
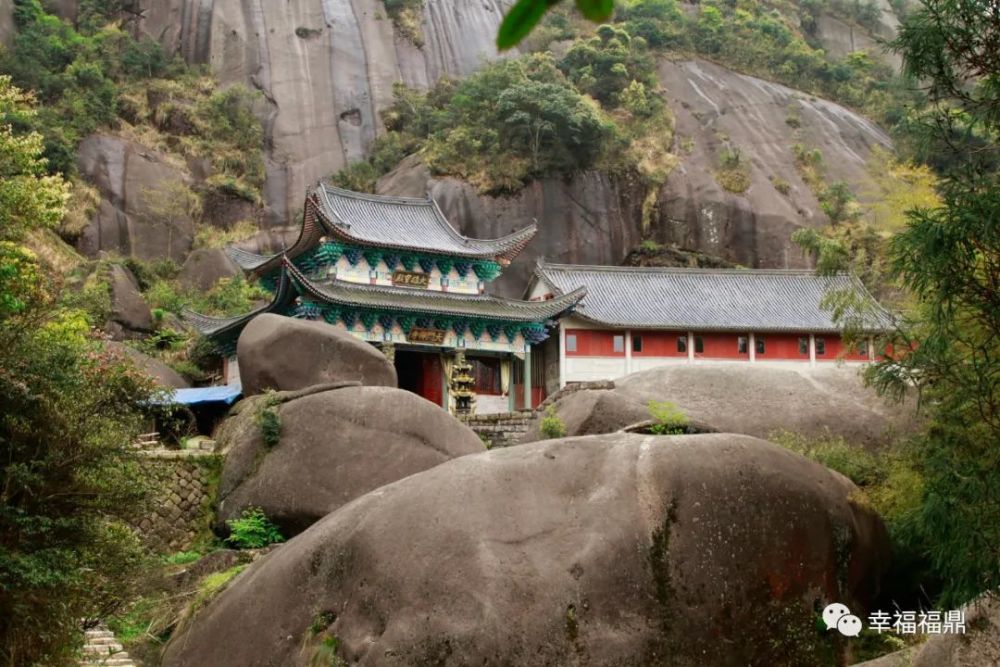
911, 595, 1000, 666
106, 341, 189, 389
108, 264, 153, 337
613, 364, 916, 446
178, 248, 241, 292
163, 432, 889, 666
236, 313, 397, 396
215, 384, 484, 535
521, 389, 650, 443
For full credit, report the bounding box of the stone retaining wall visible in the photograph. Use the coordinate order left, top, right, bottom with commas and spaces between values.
461, 411, 534, 448
136, 449, 221, 553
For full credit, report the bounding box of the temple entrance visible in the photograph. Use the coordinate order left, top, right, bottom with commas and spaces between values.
394, 349, 443, 407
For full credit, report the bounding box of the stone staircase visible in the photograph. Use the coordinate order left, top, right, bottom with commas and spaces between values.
461, 411, 535, 448
80, 626, 135, 666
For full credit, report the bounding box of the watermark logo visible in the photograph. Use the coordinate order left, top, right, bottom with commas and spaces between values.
823, 603, 966, 637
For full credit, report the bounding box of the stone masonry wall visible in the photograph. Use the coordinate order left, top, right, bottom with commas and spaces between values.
461, 411, 534, 449
136, 450, 221, 553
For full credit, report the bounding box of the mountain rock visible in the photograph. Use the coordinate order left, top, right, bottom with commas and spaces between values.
178, 248, 241, 292
76, 135, 195, 263
107, 264, 153, 338
162, 432, 889, 666
215, 384, 484, 535
106, 341, 190, 389
236, 313, 397, 396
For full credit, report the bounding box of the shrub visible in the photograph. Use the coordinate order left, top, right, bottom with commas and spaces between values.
224, 507, 284, 549
540, 406, 567, 439
647, 400, 688, 434
257, 407, 281, 447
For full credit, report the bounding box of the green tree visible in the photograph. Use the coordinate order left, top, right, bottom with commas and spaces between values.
0, 77, 159, 666
857, 0, 1000, 605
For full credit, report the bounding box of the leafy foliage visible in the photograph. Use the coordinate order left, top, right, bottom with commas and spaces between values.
0, 77, 160, 665
646, 400, 688, 435
540, 405, 567, 439
225, 507, 284, 550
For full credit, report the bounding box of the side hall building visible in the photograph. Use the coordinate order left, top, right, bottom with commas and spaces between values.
525, 262, 890, 392
185, 185, 584, 414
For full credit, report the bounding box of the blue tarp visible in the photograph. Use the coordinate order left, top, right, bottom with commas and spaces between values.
153, 385, 243, 407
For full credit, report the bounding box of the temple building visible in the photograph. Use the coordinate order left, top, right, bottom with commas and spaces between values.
525, 262, 891, 393
185, 185, 585, 414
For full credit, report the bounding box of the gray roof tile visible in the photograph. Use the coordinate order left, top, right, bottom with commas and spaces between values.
534, 262, 890, 332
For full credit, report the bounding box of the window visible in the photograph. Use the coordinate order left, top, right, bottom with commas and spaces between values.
632, 335, 643, 353
566, 333, 577, 352
756, 337, 765, 355
613, 335, 625, 353
858, 340, 868, 356
816, 338, 826, 355
694, 336, 704, 354
677, 336, 687, 353
738, 336, 748, 354
798, 337, 809, 355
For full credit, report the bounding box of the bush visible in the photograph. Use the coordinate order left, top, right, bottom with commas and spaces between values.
540, 406, 567, 439
225, 507, 284, 549
257, 407, 281, 448
647, 400, 688, 434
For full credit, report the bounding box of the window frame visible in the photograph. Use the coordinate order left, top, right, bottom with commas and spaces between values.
798, 337, 809, 355
738, 336, 748, 354
632, 335, 643, 353
613, 334, 625, 354
566, 333, 577, 353
677, 336, 687, 353
816, 338, 826, 355
694, 336, 704, 354
755, 336, 765, 355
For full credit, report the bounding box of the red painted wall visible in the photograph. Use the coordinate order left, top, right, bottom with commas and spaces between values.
756, 333, 810, 360
694, 333, 748, 359
820, 336, 870, 361
565, 329, 625, 357
632, 331, 688, 357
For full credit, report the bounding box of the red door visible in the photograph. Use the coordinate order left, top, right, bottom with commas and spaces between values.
420, 354, 443, 407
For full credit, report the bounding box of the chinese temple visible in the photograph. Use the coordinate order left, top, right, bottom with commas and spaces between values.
185, 185, 585, 414
526, 262, 891, 394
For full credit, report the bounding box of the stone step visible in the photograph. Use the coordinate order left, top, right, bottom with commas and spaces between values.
85, 636, 121, 646
84, 630, 115, 640
83, 643, 124, 653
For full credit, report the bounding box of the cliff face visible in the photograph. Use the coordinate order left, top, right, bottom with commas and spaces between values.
654, 59, 891, 268
120, 0, 514, 223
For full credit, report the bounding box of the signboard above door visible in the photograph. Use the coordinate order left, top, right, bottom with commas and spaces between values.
392, 270, 430, 288
406, 327, 447, 345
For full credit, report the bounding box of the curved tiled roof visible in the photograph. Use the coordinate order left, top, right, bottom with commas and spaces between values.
534, 262, 891, 333
285, 261, 584, 322
314, 184, 536, 262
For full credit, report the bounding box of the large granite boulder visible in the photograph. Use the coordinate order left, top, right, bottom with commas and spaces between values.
107, 264, 153, 338
163, 432, 889, 666
521, 388, 650, 443
178, 248, 241, 292
215, 384, 483, 535
613, 364, 916, 446
236, 314, 397, 396
910, 595, 1000, 666
106, 342, 190, 389
76, 135, 196, 262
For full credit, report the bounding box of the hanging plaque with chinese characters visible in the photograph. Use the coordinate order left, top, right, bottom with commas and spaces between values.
392, 270, 430, 288
406, 327, 447, 345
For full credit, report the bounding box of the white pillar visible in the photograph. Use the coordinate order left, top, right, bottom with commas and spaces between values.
625, 329, 633, 376
523, 344, 533, 411
868, 335, 876, 362
748, 332, 756, 363
558, 324, 567, 389
687, 331, 695, 364
809, 334, 817, 367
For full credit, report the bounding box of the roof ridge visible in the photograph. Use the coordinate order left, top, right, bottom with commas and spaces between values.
321, 182, 432, 206
538, 261, 835, 277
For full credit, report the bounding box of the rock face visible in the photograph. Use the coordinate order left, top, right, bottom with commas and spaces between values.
378, 157, 646, 297
0, 2, 15, 48
654, 59, 892, 268
910, 595, 1000, 666
216, 384, 483, 535
107, 264, 153, 338
613, 364, 915, 446
163, 432, 889, 666
95, 0, 515, 223
521, 389, 650, 443
76, 135, 195, 262
177, 248, 241, 292
236, 313, 397, 396
107, 341, 190, 389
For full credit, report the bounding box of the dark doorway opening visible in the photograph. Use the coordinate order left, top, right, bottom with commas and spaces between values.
394, 349, 443, 407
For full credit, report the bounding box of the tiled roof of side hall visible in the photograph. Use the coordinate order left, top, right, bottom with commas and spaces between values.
183, 262, 296, 336
285, 261, 585, 322
533, 261, 892, 333
314, 184, 536, 261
